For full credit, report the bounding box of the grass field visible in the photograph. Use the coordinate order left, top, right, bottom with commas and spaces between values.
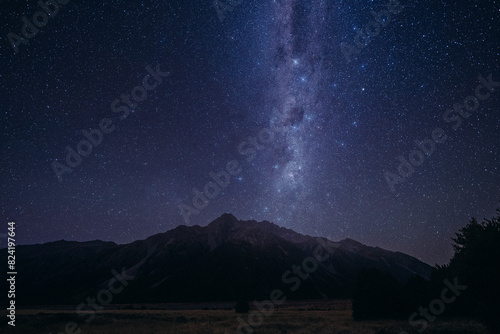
1, 301, 490, 334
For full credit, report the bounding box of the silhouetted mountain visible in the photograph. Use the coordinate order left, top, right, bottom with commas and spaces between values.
0, 214, 432, 305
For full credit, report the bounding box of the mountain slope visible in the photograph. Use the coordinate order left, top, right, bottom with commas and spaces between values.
1, 214, 433, 305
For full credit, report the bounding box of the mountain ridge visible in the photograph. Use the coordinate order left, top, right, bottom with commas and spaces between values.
0, 214, 433, 305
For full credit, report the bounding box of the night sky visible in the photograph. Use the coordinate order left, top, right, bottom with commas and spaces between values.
1, 0, 499, 266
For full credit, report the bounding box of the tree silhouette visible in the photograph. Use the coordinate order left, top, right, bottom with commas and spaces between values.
443, 209, 500, 331
352, 207, 500, 331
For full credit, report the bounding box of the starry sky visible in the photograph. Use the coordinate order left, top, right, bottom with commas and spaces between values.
1, 0, 499, 265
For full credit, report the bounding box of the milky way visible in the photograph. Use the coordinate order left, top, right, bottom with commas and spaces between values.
258, 0, 329, 224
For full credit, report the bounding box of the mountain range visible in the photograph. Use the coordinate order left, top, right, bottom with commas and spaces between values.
1, 214, 433, 305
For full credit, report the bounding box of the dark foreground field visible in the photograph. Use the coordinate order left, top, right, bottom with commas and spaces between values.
1, 300, 489, 334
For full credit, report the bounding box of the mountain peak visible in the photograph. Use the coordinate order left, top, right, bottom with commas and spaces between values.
207, 213, 239, 228
214, 212, 239, 222
204, 213, 242, 243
